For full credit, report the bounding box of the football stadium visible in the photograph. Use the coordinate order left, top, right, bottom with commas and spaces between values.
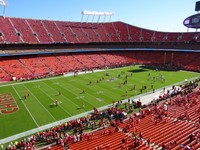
0, 0, 200, 150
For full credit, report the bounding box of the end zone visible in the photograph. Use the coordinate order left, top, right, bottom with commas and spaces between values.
0, 93, 19, 115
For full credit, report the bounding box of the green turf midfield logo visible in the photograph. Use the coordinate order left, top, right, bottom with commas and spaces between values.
0, 93, 19, 115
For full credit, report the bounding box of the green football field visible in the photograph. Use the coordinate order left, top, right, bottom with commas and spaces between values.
0, 65, 199, 139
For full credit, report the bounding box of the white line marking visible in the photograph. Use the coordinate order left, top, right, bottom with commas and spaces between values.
57, 78, 108, 105
42, 81, 83, 109
50, 78, 97, 107
34, 82, 72, 116
23, 84, 56, 121
0, 69, 106, 88
12, 85, 39, 127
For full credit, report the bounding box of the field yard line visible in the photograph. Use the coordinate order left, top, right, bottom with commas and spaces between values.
23, 84, 57, 121
57, 78, 108, 105
47, 80, 93, 109
33, 82, 72, 116
40, 81, 84, 109
12, 85, 39, 127
48, 78, 95, 107
62, 77, 119, 102
78, 74, 124, 99
42, 81, 84, 109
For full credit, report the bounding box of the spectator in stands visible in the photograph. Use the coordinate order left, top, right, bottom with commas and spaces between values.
106, 144, 110, 150
139, 131, 143, 139
147, 137, 151, 145
161, 143, 167, 150
189, 133, 195, 143
121, 137, 125, 144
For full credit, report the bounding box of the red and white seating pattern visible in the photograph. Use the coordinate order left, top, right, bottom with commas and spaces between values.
0, 16, 199, 44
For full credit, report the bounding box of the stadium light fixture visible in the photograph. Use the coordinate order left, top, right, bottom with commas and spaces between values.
0, 0, 8, 17
81, 10, 114, 23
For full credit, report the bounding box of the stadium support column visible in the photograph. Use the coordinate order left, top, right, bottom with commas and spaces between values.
97, 15, 101, 23
92, 15, 95, 22
103, 15, 106, 22
109, 15, 112, 22
171, 52, 174, 67
164, 52, 166, 65
0, 1, 7, 18
86, 15, 89, 23
3, 5, 5, 17
81, 14, 84, 23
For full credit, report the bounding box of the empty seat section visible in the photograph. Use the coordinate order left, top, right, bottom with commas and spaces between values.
141, 29, 154, 42
102, 23, 120, 42
0, 57, 32, 79
10, 18, 38, 43
89, 52, 110, 68
19, 56, 51, 76
26, 19, 53, 43
81, 23, 101, 42
96, 23, 111, 42
67, 22, 90, 43
135, 51, 150, 64
165, 32, 181, 42
127, 24, 141, 42
0, 67, 11, 81
53, 54, 83, 71
147, 51, 165, 65
0, 17, 21, 43
154, 31, 166, 42
38, 55, 67, 74
42, 20, 66, 43
56, 21, 79, 43
72, 53, 99, 69
113, 22, 129, 42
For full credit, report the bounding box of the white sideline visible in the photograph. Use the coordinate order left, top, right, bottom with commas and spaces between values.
0, 69, 105, 88
12, 86, 39, 127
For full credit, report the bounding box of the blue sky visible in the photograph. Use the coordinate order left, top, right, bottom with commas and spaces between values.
0, 0, 198, 32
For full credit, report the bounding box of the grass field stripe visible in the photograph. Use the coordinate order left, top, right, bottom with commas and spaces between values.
61, 77, 117, 103
33, 82, 72, 116
12, 85, 39, 127
90, 72, 146, 95
40, 81, 86, 110
85, 73, 126, 93
67, 84, 108, 105
23, 84, 57, 121
46, 78, 96, 108
56, 78, 108, 105
43, 80, 92, 109
74, 76, 122, 100
77, 71, 152, 99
